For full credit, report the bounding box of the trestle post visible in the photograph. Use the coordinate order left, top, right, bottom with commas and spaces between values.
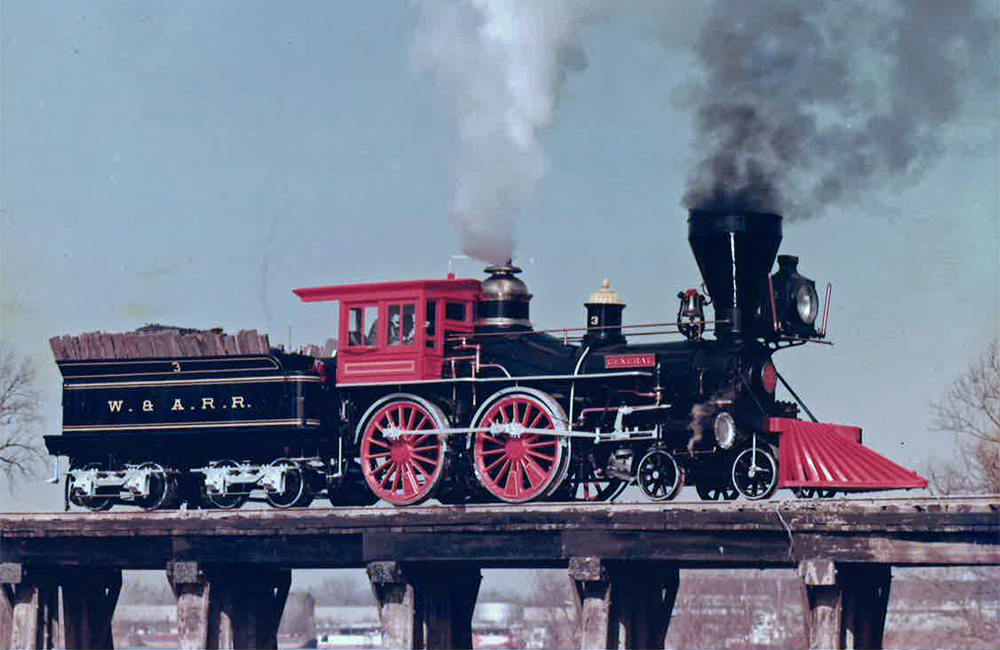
0, 563, 59, 650
1, 578, 11, 650
61, 568, 121, 649
569, 556, 680, 650
167, 562, 290, 650
800, 560, 892, 649
366, 561, 481, 649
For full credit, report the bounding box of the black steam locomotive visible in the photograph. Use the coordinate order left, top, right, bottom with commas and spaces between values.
44, 211, 926, 510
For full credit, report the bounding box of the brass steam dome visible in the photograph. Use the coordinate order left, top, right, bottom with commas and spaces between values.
477, 261, 533, 329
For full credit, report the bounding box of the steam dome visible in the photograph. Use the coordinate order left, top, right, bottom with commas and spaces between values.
476, 262, 532, 330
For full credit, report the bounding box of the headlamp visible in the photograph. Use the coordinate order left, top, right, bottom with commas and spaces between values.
794, 283, 819, 325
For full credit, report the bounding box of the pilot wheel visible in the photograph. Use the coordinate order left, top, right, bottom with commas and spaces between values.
731, 440, 778, 500
696, 481, 740, 501
792, 488, 837, 499
636, 448, 683, 501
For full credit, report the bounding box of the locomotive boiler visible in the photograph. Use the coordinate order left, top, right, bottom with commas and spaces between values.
44, 210, 927, 510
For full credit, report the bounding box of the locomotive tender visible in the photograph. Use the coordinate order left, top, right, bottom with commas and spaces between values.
44, 210, 927, 510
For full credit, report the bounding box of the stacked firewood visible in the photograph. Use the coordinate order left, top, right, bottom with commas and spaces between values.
298, 338, 338, 358
49, 326, 271, 361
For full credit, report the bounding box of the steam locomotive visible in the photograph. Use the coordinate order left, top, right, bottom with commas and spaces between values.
44, 210, 926, 510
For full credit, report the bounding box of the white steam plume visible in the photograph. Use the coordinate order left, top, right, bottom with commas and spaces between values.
412, 0, 604, 264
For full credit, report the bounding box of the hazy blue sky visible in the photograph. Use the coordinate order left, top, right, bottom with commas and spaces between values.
1, 1, 997, 510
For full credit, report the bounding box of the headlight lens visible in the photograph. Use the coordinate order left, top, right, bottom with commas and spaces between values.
714, 412, 737, 450
794, 284, 819, 325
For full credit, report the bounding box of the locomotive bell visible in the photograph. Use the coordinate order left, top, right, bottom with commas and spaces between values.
583, 279, 626, 346
476, 261, 533, 330
688, 210, 782, 341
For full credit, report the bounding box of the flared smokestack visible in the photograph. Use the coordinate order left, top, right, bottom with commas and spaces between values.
688, 211, 782, 341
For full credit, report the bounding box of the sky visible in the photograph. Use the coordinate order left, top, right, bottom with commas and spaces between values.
1, 1, 998, 511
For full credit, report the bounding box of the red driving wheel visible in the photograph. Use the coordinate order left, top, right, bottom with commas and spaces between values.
360, 397, 446, 506
472, 391, 568, 503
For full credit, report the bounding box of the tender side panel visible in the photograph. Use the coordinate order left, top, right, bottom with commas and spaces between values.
45, 354, 328, 459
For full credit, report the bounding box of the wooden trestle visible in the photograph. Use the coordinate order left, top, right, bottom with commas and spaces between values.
1, 496, 997, 649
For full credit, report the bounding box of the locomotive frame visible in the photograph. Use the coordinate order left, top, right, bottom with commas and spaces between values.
44, 210, 928, 511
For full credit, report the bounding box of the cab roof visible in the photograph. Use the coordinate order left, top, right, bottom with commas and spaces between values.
293, 277, 481, 303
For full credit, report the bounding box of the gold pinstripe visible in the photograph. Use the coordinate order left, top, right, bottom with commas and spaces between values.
58, 356, 281, 379
65, 375, 322, 390
63, 418, 322, 432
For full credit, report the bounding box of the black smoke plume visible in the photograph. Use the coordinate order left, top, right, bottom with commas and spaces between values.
681, 0, 998, 217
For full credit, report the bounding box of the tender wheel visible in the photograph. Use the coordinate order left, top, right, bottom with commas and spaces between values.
731, 442, 778, 500
637, 448, 683, 501
133, 462, 179, 511
68, 462, 115, 512
696, 481, 739, 501
359, 396, 447, 506
472, 389, 571, 503
265, 458, 313, 508
203, 460, 250, 510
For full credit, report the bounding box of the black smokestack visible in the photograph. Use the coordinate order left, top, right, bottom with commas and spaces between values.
688, 210, 782, 341
680, 0, 998, 217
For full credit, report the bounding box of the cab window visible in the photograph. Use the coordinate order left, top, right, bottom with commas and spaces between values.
426, 300, 437, 349
348, 307, 363, 346
348, 305, 380, 347
388, 303, 416, 346
365, 306, 379, 345
445, 302, 467, 322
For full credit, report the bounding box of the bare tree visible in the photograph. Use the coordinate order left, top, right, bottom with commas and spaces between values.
0, 341, 44, 482
927, 340, 1000, 495
909, 341, 1000, 649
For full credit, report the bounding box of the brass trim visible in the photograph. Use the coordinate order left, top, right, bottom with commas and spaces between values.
65, 375, 321, 390
63, 418, 322, 432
